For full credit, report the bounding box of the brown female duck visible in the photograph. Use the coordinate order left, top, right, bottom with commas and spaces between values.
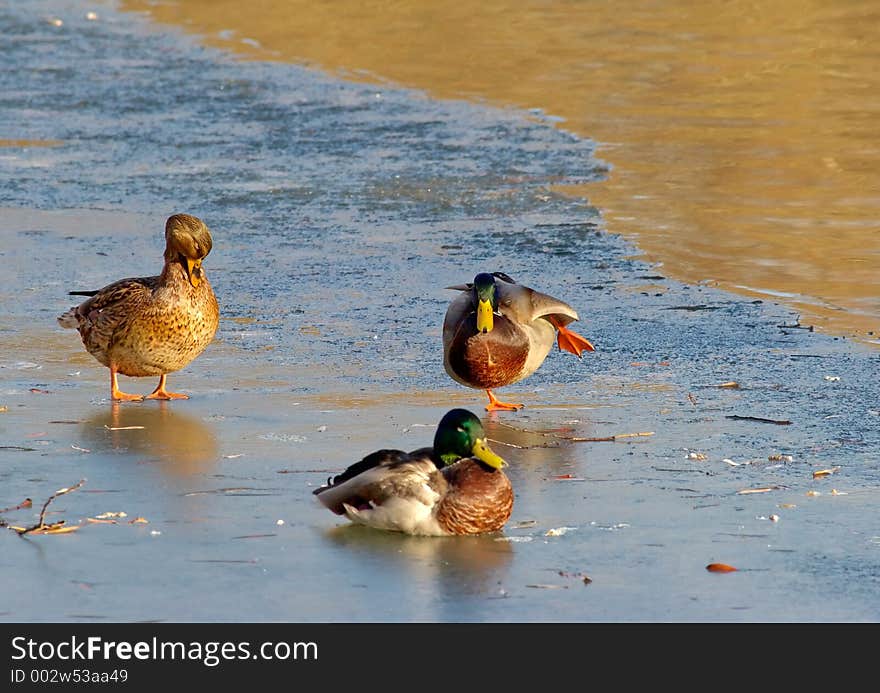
58, 213, 219, 401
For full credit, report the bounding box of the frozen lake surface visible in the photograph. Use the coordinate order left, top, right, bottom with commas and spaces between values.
1, 1, 878, 622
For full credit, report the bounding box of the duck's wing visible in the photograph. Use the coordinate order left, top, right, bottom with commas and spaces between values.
57, 277, 161, 366
495, 278, 580, 328
321, 448, 412, 488
442, 290, 477, 347
58, 276, 158, 330
313, 447, 444, 516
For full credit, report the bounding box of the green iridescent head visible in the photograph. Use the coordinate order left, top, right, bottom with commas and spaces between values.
433, 408, 506, 470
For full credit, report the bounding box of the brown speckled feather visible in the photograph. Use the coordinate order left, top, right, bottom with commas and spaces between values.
64, 268, 218, 376
58, 214, 219, 396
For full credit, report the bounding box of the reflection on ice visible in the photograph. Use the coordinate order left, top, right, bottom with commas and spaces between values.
79, 403, 219, 477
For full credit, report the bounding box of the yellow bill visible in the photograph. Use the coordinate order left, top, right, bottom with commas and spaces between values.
472, 437, 507, 469
476, 298, 494, 332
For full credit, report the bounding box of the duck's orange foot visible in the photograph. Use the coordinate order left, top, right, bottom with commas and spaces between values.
144, 375, 189, 400
549, 318, 595, 358
485, 390, 524, 412
145, 390, 189, 401
111, 390, 145, 402
110, 369, 144, 402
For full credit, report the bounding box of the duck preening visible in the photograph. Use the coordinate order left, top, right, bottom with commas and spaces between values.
57, 213, 219, 401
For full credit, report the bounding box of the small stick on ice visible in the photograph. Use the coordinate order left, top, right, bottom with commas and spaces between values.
15, 479, 86, 536
569, 431, 654, 442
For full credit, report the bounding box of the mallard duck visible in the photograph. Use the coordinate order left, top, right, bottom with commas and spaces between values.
443, 272, 594, 411
313, 408, 513, 536
57, 213, 219, 402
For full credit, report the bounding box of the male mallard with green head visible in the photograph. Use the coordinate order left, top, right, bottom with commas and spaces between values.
313, 408, 513, 536
57, 213, 219, 401
443, 272, 594, 411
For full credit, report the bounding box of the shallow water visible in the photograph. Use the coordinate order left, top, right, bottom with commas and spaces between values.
122, 0, 880, 345
1, 1, 879, 623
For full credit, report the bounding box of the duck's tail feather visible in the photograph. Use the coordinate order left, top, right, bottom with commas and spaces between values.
57, 309, 79, 329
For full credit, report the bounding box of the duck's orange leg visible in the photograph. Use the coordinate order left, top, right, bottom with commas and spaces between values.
110, 368, 144, 402
485, 389, 523, 412
548, 317, 595, 357
145, 373, 189, 400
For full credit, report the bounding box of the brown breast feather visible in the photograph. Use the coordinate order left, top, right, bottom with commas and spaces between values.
435, 460, 513, 535
70, 267, 218, 376
447, 315, 529, 388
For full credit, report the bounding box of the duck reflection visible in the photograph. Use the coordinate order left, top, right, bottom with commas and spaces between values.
323, 523, 514, 605
481, 414, 586, 486
481, 412, 596, 449
80, 402, 219, 476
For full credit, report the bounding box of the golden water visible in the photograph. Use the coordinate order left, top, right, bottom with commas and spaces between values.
123, 0, 880, 345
